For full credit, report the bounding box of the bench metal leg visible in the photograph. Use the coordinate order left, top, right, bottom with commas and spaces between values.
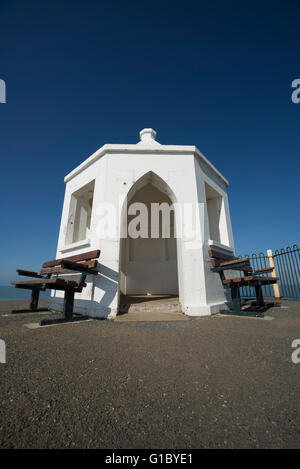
220, 285, 264, 317
220, 285, 243, 315
30, 287, 40, 311
254, 285, 265, 307
231, 284, 241, 312
249, 284, 274, 311
11, 287, 50, 314
63, 289, 74, 321
39, 289, 89, 326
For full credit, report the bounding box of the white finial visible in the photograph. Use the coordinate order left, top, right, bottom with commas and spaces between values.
139, 128, 157, 142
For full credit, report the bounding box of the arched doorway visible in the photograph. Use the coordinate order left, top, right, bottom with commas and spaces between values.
119, 172, 179, 297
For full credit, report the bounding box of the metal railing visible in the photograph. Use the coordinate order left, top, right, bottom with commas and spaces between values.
239, 244, 300, 300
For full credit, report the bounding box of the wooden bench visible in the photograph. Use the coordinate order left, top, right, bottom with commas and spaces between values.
209, 249, 279, 316
11, 249, 100, 325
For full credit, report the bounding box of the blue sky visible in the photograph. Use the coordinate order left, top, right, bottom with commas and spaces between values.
0, 0, 299, 284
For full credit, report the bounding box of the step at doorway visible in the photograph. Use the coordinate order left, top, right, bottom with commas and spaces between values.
116, 295, 188, 322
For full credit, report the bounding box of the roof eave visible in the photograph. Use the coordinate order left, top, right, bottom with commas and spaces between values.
64, 144, 229, 187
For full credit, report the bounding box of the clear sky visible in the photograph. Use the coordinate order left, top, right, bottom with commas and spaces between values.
0, 0, 299, 284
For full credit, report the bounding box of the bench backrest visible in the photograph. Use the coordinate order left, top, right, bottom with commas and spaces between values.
208, 248, 236, 265
40, 249, 100, 275
208, 249, 252, 272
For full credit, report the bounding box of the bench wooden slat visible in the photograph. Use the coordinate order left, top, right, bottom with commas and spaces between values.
223, 276, 278, 285
42, 249, 100, 268
210, 260, 253, 273
12, 278, 64, 286
219, 257, 250, 267
208, 249, 236, 262
59, 259, 98, 275
237, 275, 265, 282
254, 267, 273, 273
245, 276, 278, 283
210, 258, 250, 268
210, 256, 251, 269
17, 269, 43, 278
40, 260, 98, 275
11, 278, 86, 288
13, 283, 85, 292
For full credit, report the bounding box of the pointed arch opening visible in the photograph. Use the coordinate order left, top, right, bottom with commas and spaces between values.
119, 172, 180, 297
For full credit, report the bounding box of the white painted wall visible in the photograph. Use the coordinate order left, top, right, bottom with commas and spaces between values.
48, 129, 235, 318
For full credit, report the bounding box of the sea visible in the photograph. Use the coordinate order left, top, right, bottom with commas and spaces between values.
0, 286, 51, 301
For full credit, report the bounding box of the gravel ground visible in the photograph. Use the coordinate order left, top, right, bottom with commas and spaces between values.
0, 299, 299, 449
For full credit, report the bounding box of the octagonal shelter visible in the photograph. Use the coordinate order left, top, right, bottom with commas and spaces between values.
48, 129, 235, 318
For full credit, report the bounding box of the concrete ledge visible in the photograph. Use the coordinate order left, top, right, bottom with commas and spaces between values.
114, 310, 189, 322
47, 298, 118, 319
183, 302, 228, 316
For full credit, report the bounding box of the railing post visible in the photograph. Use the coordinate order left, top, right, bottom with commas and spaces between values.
267, 249, 281, 299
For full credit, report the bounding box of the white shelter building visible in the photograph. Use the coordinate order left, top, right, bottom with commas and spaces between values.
49, 129, 235, 318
